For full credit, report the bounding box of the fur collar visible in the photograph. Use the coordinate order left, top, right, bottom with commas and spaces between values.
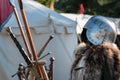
71, 43, 120, 80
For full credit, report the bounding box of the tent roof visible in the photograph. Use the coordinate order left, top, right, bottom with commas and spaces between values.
5, 0, 76, 28
61, 13, 92, 33
61, 13, 120, 34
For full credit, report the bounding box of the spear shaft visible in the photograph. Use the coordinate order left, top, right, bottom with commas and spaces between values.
13, 7, 32, 59
17, 0, 49, 79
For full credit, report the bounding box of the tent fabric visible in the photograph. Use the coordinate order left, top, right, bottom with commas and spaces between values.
61, 13, 92, 34
61, 13, 120, 34
0, 0, 77, 80
5, 0, 76, 29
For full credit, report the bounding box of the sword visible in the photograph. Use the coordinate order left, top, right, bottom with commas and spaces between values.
6, 27, 43, 80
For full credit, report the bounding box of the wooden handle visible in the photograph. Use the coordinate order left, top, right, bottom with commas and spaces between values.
38, 35, 54, 58
18, 0, 44, 79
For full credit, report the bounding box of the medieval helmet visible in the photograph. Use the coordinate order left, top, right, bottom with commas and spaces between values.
84, 16, 117, 45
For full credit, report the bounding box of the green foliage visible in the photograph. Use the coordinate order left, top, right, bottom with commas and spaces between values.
35, 0, 120, 18
97, 0, 116, 5
35, 0, 57, 7
55, 0, 120, 18
55, 0, 99, 13
94, 1, 120, 17
35, 0, 50, 7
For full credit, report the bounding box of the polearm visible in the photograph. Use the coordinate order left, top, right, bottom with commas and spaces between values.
17, 0, 49, 80
13, 6, 32, 59
48, 57, 55, 80
6, 27, 32, 65
17, 0, 43, 78
6, 27, 42, 80
17, 0, 38, 63
38, 35, 54, 58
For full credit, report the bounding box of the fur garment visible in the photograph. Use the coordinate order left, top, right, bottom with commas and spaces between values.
71, 43, 120, 80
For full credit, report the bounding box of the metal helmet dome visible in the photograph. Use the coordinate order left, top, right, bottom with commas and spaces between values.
84, 16, 117, 45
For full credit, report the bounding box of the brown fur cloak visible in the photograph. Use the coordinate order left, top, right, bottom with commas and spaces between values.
70, 43, 120, 80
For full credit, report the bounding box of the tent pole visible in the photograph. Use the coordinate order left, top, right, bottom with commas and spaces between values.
13, 7, 32, 59
17, 0, 49, 80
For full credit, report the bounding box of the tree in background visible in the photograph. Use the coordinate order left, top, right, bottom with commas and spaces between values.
36, 0, 120, 18
49, 0, 55, 10
55, 0, 120, 17
96, 0, 120, 17
35, 0, 58, 10
35, 0, 50, 7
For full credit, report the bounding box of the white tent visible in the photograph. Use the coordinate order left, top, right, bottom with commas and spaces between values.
61, 13, 92, 34
61, 13, 120, 34
0, 0, 77, 80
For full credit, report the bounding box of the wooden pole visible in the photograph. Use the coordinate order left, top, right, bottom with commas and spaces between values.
48, 57, 55, 80
13, 7, 32, 59
38, 35, 54, 58
17, 0, 37, 61
17, 0, 49, 79
17, 0, 43, 78
49, 0, 55, 11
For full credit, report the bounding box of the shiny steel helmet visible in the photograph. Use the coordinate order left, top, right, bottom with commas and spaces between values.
84, 16, 117, 45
